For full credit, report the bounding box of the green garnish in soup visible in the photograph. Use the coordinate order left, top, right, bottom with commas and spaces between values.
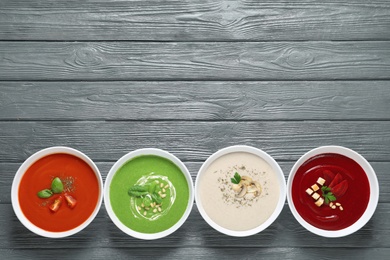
110, 155, 189, 233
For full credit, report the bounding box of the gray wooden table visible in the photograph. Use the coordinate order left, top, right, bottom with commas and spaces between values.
1, 0, 390, 259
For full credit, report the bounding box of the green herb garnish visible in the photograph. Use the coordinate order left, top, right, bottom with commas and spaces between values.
151, 192, 163, 204
51, 177, 64, 193
36, 176, 65, 199
128, 185, 149, 197
231, 172, 241, 184
321, 185, 336, 204
148, 182, 157, 194
142, 196, 153, 207
37, 189, 53, 199
128, 179, 169, 216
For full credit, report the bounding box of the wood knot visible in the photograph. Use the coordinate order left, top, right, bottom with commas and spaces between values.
285, 47, 314, 68
68, 45, 103, 68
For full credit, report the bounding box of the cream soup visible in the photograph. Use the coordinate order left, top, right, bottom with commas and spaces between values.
199, 152, 280, 231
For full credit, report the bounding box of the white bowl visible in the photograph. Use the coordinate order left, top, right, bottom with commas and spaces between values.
11, 146, 103, 238
195, 145, 286, 237
104, 148, 194, 240
287, 146, 379, 237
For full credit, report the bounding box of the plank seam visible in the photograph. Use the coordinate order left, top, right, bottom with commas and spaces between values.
0, 39, 390, 43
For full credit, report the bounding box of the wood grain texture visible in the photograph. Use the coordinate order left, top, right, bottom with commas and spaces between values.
0, 0, 389, 41
1, 161, 389, 204
2, 248, 390, 260
1, 0, 390, 257
0, 121, 389, 162
1, 41, 390, 80
1, 204, 388, 249
1, 81, 390, 120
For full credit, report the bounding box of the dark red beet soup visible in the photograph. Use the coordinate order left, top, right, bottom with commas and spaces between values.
292, 153, 369, 230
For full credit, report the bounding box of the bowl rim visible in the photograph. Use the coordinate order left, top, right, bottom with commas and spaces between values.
103, 148, 194, 240
195, 145, 286, 237
11, 146, 104, 238
286, 145, 379, 238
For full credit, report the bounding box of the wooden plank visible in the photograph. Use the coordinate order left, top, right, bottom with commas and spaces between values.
0, 121, 389, 162
2, 247, 390, 260
0, 0, 389, 41
1, 203, 389, 249
1, 81, 390, 121
1, 161, 389, 203
1, 41, 390, 81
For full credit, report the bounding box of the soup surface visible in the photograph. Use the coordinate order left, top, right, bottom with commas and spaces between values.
198, 152, 280, 231
18, 153, 100, 232
109, 155, 189, 233
291, 153, 370, 230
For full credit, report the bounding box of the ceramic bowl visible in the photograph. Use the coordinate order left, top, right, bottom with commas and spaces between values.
11, 146, 103, 238
195, 145, 286, 237
287, 146, 379, 237
104, 148, 194, 240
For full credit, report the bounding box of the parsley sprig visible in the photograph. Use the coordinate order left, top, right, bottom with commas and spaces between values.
321, 185, 336, 204
231, 172, 241, 184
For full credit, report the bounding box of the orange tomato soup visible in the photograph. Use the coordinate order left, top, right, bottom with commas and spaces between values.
18, 153, 99, 232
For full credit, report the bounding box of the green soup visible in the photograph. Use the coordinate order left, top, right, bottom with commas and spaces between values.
110, 155, 190, 233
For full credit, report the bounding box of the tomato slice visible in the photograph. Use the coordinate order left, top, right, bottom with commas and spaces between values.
64, 193, 77, 209
49, 196, 63, 212
332, 179, 349, 198
323, 169, 335, 185
329, 173, 343, 188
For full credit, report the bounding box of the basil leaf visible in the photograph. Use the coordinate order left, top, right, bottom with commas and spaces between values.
148, 182, 157, 194
37, 189, 53, 198
143, 196, 152, 207
51, 177, 64, 193
151, 193, 162, 204
128, 185, 148, 197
